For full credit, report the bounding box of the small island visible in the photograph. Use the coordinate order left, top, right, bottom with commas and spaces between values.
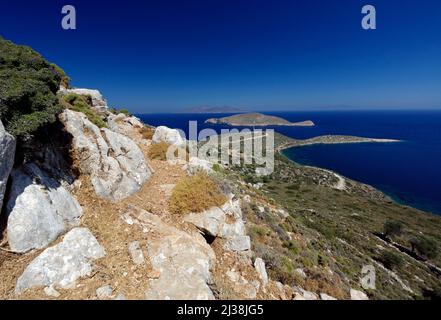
205, 113, 315, 127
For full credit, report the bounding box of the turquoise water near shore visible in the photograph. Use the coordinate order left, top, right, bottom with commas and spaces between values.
138, 110, 441, 215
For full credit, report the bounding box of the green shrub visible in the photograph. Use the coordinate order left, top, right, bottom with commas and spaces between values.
0, 37, 67, 137
61, 93, 107, 128
378, 250, 403, 270
410, 236, 438, 260
383, 220, 404, 239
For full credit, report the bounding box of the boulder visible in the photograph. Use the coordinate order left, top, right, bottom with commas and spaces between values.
128, 241, 145, 266
107, 113, 144, 138
350, 288, 369, 300
0, 120, 15, 212
96, 285, 113, 300
183, 157, 213, 175
16, 228, 106, 294
320, 293, 337, 300
134, 210, 215, 300
184, 198, 251, 252
152, 126, 186, 147
60, 110, 151, 201
6, 163, 83, 253
254, 258, 269, 286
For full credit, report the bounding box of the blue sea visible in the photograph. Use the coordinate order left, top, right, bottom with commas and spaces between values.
138, 110, 441, 215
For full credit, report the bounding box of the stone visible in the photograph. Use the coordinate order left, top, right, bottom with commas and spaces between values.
254, 258, 269, 286
107, 113, 144, 138
225, 235, 251, 252
16, 228, 106, 294
44, 286, 61, 298
320, 293, 337, 300
184, 198, 250, 252
159, 184, 176, 197
350, 288, 369, 300
6, 163, 83, 253
183, 157, 213, 175
0, 120, 15, 212
137, 210, 215, 300
294, 268, 307, 279
152, 126, 186, 147
96, 285, 113, 300
301, 290, 319, 300
128, 241, 145, 266
60, 110, 151, 201
115, 293, 127, 300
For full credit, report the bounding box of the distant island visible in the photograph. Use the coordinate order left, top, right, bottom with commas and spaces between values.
205, 112, 315, 127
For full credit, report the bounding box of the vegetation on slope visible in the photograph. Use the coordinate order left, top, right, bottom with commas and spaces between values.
60, 93, 107, 128
169, 172, 227, 214
0, 37, 69, 138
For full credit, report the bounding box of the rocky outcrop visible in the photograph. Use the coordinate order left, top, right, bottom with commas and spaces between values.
0, 120, 15, 212
60, 109, 151, 201
350, 288, 369, 300
184, 197, 251, 252
254, 258, 269, 286
5, 163, 83, 253
183, 157, 214, 175
107, 113, 144, 138
16, 228, 106, 294
121, 208, 215, 300
152, 126, 186, 147
59, 88, 108, 113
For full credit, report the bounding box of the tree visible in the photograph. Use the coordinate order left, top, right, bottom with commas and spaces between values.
409, 236, 438, 260
383, 220, 404, 239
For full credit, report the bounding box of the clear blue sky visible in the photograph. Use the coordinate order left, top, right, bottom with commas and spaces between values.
1, 0, 441, 113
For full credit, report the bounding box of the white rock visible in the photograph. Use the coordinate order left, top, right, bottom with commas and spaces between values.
16, 228, 106, 294
60, 110, 151, 201
128, 241, 145, 266
152, 126, 186, 147
6, 164, 83, 253
183, 157, 213, 175
350, 288, 369, 300
115, 293, 127, 300
320, 293, 337, 300
301, 290, 319, 300
107, 113, 144, 137
294, 268, 307, 279
225, 235, 251, 252
138, 210, 215, 300
254, 258, 269, 286
96, 285, 113, 300
0, 120, 15, 212
44, 286, 61, 298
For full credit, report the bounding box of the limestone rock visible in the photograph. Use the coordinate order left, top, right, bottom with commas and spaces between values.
60, 109, 151, 201
183, 157, 213, 175
320, 293, 337, 300
16, 228, 106, 294
128, 241, 145, 266
6, 164, 82, 253
107, 113, 144, 138
136, 210, 215, 300
350, 288, 369, 300
184, 198, 250, 252
152, 126, 186, 147
0, 120, 15, 212
254, 258, 269, 286
96, 285, 113, 300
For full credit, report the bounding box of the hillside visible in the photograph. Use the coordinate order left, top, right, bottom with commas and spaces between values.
1, 38, 440, 300
205, 113, 315, 127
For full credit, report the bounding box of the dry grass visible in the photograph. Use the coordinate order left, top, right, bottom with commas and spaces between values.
169, 172, 227, 215
147, 142, 188, 162
139, 127, 154, 140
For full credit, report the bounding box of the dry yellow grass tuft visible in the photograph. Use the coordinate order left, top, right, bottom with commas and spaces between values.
147, 142, 171, 160
139, 126, 154, 140
169, 172, 227, 214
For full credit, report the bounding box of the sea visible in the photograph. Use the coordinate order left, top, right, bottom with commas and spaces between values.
137, 110, 441, 215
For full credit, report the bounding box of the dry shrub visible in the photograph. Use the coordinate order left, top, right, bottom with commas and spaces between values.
169, 172, 227, 214
139, 126, 154, 140
148, 142, 188, 161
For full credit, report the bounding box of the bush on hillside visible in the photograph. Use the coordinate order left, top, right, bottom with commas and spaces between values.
378, 250, 404, 270
61, 93, 107, 128
383, 220, 404, 239
410, 236, 438, 260
0, 37, 68, 138
169, 172, 227, 214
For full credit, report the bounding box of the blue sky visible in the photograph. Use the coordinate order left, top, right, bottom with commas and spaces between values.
1, 0, 441, 113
